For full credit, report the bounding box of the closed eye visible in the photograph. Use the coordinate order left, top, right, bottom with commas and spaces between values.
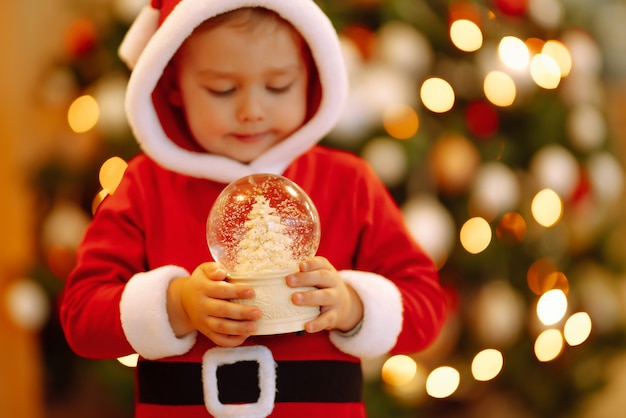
267, 83, 292, 94
207, 88, 235, 97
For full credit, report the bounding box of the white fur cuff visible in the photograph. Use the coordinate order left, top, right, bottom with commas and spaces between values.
120, 265, 197, 359
330, 270, 403, 358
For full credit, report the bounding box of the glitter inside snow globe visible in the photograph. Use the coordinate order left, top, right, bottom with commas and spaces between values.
207, 174, 321, 335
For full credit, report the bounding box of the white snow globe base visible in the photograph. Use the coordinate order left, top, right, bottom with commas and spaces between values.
229, 272, 320, 335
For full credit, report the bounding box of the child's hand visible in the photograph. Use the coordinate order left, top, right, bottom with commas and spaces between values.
287, 257, 364, 334
167, 262, 262, 347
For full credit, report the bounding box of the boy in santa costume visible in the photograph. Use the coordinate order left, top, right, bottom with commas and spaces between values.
60, 0, 447, 417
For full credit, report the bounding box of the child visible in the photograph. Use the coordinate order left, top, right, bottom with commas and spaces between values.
60, 1, 447, 417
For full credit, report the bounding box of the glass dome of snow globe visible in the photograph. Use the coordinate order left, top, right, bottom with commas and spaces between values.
206, 173, 321, 335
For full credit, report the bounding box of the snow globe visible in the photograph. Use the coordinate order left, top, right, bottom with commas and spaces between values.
207, 173, 321, 335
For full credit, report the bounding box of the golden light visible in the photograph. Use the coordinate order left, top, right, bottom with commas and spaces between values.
450, 19, 483, 52
498, 36, 530, 70
99, 156, 128, 195
420, 77, 455, 113
534, 329, 564, 362
385, 362, 428, 404
564, 312, 592, 346
383, 104, 419, 139
471, 349, 504, 382
426, 366, 460, 399
530, 54, 561, 89
531, 188, 563, 227
382, 355, 418, 387
545, 272, 569, 294
537, 289, 568, 326
117, 353, 139, 368
429, 134, 481, 195
460, 217, 492, 254
527, 258, 557, 295
542, 40, 572, 77
495, 212, 527, 245
92, 189, 109, 215
68, 94, 99, 133
483, 71, 516, 107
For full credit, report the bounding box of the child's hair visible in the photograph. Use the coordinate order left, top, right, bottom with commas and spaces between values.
197, 7, 296, 37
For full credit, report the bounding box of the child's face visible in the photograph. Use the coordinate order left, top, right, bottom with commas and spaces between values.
171, 18, 309, 163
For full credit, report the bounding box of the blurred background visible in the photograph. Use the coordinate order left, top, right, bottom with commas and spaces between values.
2, 0, 626, 417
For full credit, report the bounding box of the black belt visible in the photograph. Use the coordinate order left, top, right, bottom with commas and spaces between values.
138, 359, 363, 405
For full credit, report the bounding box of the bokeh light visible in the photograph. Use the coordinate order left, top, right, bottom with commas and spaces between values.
68, 94, 99, 133
376, 21, 433, 77
587, 152, 624, 203
495, 212, 527, 245
471, 162, 520, 219
529, 0, 563, 29
361, 137, 408, 187
567, 104, 606, 151
382, 355, 418, 387
420, 77, 455, 113
531, 189, 563, 227
483, 71, 516, 107
403, 195, 456, 268
4, 279, 50, 331
537, 289, 568, 326
429, 134, 481, 195
530, 54, 561, 89
382, 104, 419, 139
526, 258, 557, 296
460, 217, 491, 254
92, 74, 130, 137
542, 40, 572, 77
426, 366, 460, 398
450, 19, 483, 52
530, 145, 580, 199
499, 36, 530, 70
472, 280, 525, 347
471, 349, 504, 381
117, 353, 139, 368
564, 312, 592, 346
534, 329, 564, 362
99, 156, 128, 195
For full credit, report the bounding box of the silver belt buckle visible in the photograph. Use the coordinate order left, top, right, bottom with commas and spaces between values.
202, 345, 276, 418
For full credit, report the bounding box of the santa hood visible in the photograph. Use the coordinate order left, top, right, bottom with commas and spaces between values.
119, 0, 348, 184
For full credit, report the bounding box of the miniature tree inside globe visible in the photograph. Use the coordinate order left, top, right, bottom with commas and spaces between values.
206, 173, 321, 335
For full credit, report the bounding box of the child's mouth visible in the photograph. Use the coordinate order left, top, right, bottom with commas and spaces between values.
232, 132, 270, 143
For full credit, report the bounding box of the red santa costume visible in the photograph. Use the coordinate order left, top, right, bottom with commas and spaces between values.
60, 0, 447, 417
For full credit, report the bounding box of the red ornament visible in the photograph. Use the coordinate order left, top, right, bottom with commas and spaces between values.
494, 0, 527, 17
570, 167, 591, 205
63, 18, 97, 59
466, 101, 499, 139
46, 245, 77, 280
341, 24, 376, 60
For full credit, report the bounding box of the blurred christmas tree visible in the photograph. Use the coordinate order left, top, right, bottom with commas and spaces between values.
19, 0, 626, 417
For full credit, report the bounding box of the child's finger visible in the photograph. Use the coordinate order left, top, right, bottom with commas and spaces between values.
204, 298, 262, 321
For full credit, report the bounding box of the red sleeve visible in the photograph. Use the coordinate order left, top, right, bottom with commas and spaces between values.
60, 159, 148, 359
353, 162, 446, 353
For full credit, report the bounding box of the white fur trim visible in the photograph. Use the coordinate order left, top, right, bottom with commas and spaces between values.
330, 270, 403, 358
203, 346, 276, 418
120, 265, 197, 359
125, 0, 348, 184
118, 5, 160, 69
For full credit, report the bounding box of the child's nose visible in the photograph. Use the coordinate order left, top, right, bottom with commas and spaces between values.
237, 92, 265, 122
